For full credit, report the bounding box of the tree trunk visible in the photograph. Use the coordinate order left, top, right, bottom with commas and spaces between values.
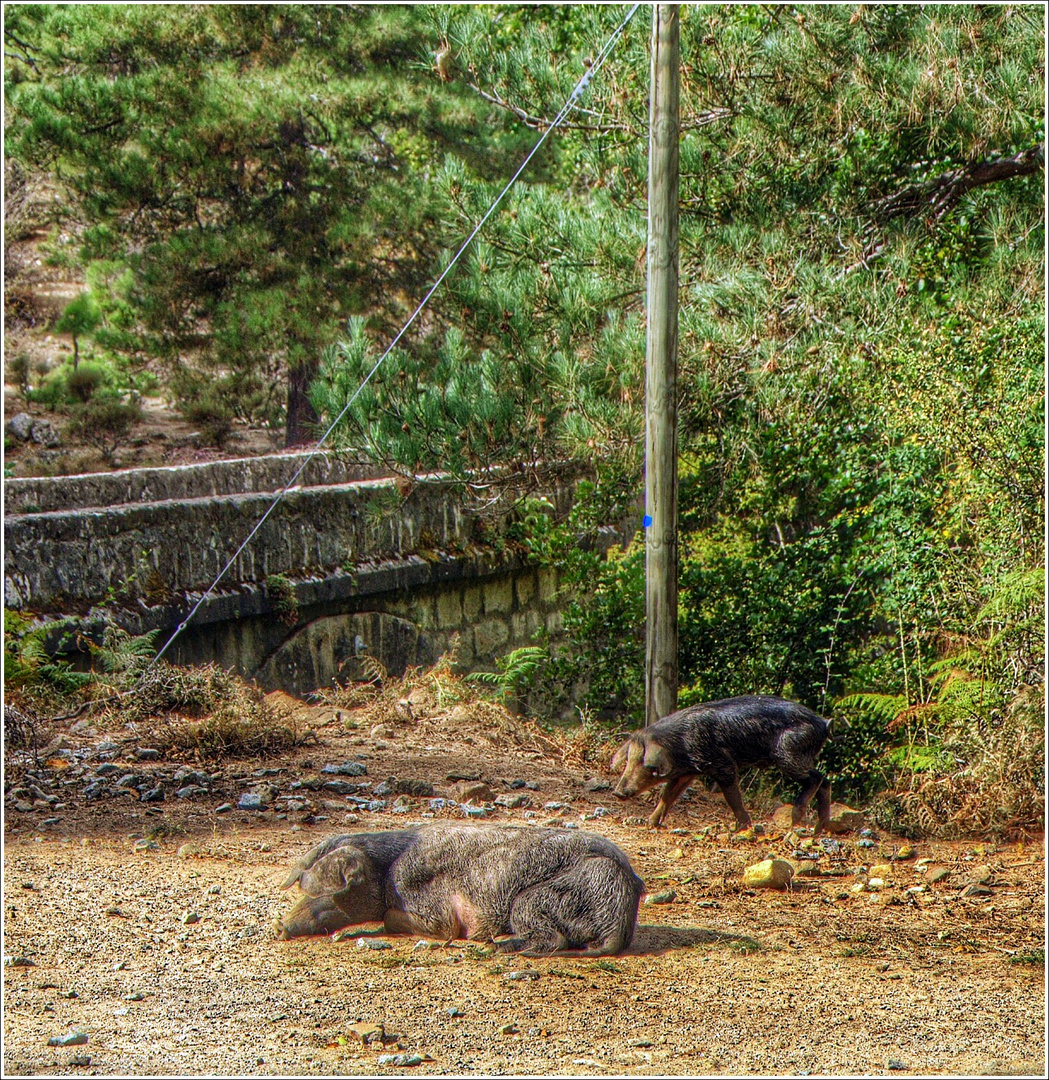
285, 359, 320, 448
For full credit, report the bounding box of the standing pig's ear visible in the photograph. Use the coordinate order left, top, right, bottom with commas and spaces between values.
610, 741, 629, 772
642, 743, 673, 778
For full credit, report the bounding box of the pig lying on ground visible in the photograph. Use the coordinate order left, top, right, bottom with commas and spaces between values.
612, 695, 831, 834
277, 823, 644, 956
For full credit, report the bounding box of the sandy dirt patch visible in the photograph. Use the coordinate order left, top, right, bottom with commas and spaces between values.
3, 703, 1045, 1076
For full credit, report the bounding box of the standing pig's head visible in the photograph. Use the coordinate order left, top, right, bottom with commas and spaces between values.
611, 734, 674, 799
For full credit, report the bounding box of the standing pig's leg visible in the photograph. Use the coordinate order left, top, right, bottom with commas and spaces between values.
713, 765, 752, 830
647, 775, 695, 828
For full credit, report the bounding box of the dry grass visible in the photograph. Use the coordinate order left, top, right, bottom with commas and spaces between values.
521, 708, 622, 770
98, 661, 311, 761
872, 684, 1045, 839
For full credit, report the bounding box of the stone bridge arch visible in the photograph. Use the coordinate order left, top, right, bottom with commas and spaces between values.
5, 453, 623, 695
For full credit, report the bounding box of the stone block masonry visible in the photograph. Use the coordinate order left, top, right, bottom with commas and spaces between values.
3, 454, 615, 695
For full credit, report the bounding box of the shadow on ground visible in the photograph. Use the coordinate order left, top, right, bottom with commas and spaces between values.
630, 923, 763, 955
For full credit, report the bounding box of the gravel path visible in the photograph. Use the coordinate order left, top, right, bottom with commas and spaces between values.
4, 705, 1044, 1076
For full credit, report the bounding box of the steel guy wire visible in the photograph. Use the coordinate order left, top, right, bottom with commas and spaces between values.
103, 4, 644, 701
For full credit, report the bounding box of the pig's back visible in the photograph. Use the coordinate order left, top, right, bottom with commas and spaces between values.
389, 824, 639, 929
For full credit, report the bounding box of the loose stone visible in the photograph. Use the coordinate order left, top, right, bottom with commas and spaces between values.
377, 1053, 423, 1067
322, 761, 367, 776
644, 890, 677, 905
742, 859, 795, 890
48, 1032, 88, 1047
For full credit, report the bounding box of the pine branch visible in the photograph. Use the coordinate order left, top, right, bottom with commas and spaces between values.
466, 81, 633, 133
870, 144, 1044, 223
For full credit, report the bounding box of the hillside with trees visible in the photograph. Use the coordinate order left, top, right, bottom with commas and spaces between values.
4, 3, 1044, 835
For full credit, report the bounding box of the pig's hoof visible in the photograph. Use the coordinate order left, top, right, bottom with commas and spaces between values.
495, 937, 527, 954
273, 917, 289, 940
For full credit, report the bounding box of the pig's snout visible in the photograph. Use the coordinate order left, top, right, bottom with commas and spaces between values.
612, 776, 637, 799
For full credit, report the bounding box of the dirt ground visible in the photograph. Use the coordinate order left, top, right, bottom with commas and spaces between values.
3, 694, 1045, 1078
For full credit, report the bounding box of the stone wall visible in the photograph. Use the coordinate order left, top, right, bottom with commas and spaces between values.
3, 450, 385, 515
4, 455, 607, 695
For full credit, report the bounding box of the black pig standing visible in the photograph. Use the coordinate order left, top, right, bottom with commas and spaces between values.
611, 695, 832, 833
277, 823, 644, 956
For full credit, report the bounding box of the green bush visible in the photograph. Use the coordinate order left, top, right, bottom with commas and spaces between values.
3, 611, 91, 699
183, 395, 234, 447
67, 362, 107, 402
65, 398, 143, 464
29, 358, 124, 411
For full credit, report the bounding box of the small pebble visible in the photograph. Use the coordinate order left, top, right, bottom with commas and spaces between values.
356, 938, 392, 950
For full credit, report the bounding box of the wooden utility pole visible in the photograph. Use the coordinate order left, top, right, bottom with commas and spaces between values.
644, 2, 680, 727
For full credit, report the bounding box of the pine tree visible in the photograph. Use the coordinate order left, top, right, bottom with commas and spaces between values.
4, 3, 515, 444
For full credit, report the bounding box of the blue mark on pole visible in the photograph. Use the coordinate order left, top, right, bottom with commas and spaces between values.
642, 514, 653, 528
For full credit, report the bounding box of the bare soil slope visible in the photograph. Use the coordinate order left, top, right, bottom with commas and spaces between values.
3, 695, 1045, 1076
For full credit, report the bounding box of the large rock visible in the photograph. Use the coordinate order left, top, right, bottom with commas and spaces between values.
453, 780, 494, 804
825, 803, 866, 834
30, 419, 61, 447
742, 858, 795, 890
6, 412, 34, 441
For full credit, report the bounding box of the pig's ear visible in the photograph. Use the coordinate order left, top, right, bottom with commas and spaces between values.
610, 741, 629, 772
642, 743, 673, 778
299, 848, 367, 898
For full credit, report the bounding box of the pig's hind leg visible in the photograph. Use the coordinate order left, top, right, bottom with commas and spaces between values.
786, 768, 831, 834
505, 856, 640, 957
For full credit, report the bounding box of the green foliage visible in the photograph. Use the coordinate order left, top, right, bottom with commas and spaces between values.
266, 574, 299, 627
88, 624, 159, 686
183, 395, 234, 449
28, 356, 141, 413
65, 398, 143, 465
5, 3, 515, 444
3, 611, 91, 698
7, 350, 31, 397
53, 291, 100, 366
466, 645, 549, 706
66, 363, 106, 403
